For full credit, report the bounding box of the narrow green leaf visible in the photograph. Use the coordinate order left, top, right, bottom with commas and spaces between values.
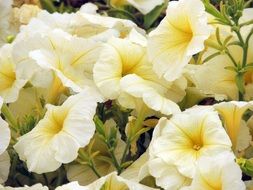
39, 0, 57, 13
143, 3, 166, 29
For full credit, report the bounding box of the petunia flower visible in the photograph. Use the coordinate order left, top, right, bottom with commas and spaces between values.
149, 107, 232, 178
147, 0, 211, 81
93, 37, 184, 115
57, 172, 158, 190
0, 44, 28, 103
0, 151, 10, 184
0, 184, 49, 190
214, 101, 253, 150
182, 152, 245, 190
29, 29, 101, 93
0, 97, 10, 155
14, 88, 103, 174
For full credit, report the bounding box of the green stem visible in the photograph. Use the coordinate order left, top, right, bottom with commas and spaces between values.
1, 104, 18, 132
120, 140, 131, 165
88, 161, 101, 178
108, 148, 122, 173
225, 49, 238, 67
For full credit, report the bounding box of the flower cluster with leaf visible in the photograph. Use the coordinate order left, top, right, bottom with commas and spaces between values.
0, 0, 253, 189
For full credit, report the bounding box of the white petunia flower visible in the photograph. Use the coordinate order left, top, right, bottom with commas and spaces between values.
149, 107, 232, 178
236, 120, 251, 155
0, 97, 11, 155
148, 157, 191, 190
214, 101, 253, 150
190, 45, 241, 100
57, 173, 158, 190
182, 152, 245, 190
29, 29, 101, 93
0, 151, 10, 184
16, 9, 144, 43
14, 88, 103, 174
0, 184, 49, 190
148, 0, 211, 81
93, 37, 184, 115
0, 44, 28, 103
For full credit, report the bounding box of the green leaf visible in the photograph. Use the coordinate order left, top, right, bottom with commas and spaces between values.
143, 3, 166, 29
39, 0, 57, 13
107, 9, 137, 23
94, 116, 106, 137
224, 66, 237, 72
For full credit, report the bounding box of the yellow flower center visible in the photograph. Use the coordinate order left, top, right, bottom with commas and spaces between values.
43, 107, 69, 135
193, 144, 202, 151
0, 63, 16, 91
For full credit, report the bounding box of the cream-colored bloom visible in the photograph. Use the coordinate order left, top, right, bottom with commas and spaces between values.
182, 152, 245, 190
58, 173, 158, 190
14, 89, 103, 174
0, 44, 28, 103
148, 158, 191, 190
148, 0, 211, 81
110, 0, 164, 14
149, 107, 232, 178
236, 120, 251, 155
0, 184, 48, 190
0, 151, 10, 184
214, 101, 253, 149
81, 172, 158, 190
121, 152, 149, 182
29, 29, 101, 92
0, 97, 11, 155
0, 97, 10, 184
190, 46, 240, 100
55, 182, 85, 190
17, 9, 143, 43
191, 9, 253, 101
94, 37, 184, 115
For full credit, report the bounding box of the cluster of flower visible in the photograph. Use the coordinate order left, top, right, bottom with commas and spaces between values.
0, 0, 253, 189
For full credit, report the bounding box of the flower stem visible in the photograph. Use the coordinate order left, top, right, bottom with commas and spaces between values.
1, 104, 18, 132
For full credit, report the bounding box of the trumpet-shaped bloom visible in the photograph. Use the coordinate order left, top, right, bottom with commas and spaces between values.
149, 107, 232, 178
190, 45, 241, 100
0, 184, 49, 190
0, 151, 10, 184
214, 101, 253, 150
0, 44, 28, 103
29, 29, 101, 92
148, 158, 191, 190
182, 152, 245, 190
57, 173, 158, 190
0, 97, 10, 155
148, 0, 211, 81
110, 0, 164, 15
17, 9, 143, 43
93, 37, 184, 115
14, 89, 103, 174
